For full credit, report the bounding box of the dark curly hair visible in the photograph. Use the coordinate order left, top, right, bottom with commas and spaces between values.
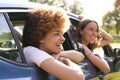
22, 6, 70, 48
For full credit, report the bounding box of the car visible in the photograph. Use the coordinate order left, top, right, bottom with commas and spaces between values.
0, 1, 120, 80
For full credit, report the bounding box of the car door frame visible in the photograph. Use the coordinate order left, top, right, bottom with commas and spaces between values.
0, 12, 49, 80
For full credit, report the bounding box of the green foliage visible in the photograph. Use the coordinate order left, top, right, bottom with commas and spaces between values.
113, 35, 120, 43
29, 0, 83, 15
102, 9, 120, 35
0, 32, 12, 42
68, 0, 83, 15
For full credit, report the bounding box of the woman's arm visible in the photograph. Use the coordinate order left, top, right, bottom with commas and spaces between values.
24, 46, 85, 80
51, 50, 85, 63
82, 44, 110, 74
40, 57, 85, 80
97, 28, 113, 47
59, 50, 85, 63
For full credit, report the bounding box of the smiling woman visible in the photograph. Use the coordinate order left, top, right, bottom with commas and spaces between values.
22, 6, 85, 80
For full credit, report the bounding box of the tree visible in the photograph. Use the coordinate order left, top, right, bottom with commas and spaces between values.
29, 0, 83, 15
113, 10, 120, 35
115, 0, 120, 9
102, 10, 120, 35
102, 11, 114, 33
69, 0, 83, 15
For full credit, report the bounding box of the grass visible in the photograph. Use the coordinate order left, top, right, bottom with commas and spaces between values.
112, 36, 120, 43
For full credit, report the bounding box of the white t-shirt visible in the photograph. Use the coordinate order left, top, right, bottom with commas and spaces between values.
93, 47, 104, 58
23, 46, 53, 67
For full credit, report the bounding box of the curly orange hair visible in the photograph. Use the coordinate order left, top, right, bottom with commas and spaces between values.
22, 6, 70, 48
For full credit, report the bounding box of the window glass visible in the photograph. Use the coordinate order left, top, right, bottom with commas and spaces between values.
0, 14, 22, 62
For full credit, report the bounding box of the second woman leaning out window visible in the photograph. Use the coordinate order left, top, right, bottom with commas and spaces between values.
76, 18, 113, 79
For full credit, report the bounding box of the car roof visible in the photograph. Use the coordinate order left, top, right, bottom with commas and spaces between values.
0, 1, 80, 24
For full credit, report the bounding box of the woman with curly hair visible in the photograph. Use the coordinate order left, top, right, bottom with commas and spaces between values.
22, 5, 85, 80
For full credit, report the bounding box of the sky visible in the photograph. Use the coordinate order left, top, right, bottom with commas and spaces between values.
18, 0, 115, 26
78, 0, 115, 26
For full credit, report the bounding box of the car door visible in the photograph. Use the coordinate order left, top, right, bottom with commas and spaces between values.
0, 13, 49, 80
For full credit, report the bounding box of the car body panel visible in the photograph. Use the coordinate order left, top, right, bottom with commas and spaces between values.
0, 58, 48, 80
0, 59, 31, 80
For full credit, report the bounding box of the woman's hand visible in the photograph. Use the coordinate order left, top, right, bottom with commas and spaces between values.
97, 28, 113, 47
58, 57, 71, 66
81, 44, 92, 56
58, 57, 84, 72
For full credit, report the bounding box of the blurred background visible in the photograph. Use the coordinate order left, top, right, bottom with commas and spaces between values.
20, 0, 120, 49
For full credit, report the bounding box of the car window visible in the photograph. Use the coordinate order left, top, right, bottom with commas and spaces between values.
0, 13, 22, 62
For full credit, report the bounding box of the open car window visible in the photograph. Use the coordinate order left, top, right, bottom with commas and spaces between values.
0, 13, 23, 63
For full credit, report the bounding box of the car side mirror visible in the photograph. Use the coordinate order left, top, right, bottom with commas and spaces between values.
114, 48, 120, 62
114, 48, 120, 56
113, 48, 120, 71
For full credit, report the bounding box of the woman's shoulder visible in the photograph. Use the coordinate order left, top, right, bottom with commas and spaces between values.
23, 46, 53, 58
23, 46, 54, 66
24, 46, 46, 53
24, 46, 39, 50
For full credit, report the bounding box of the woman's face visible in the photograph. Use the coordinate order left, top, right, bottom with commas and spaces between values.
39, 28, 65, 54
80, 22, 98, 45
